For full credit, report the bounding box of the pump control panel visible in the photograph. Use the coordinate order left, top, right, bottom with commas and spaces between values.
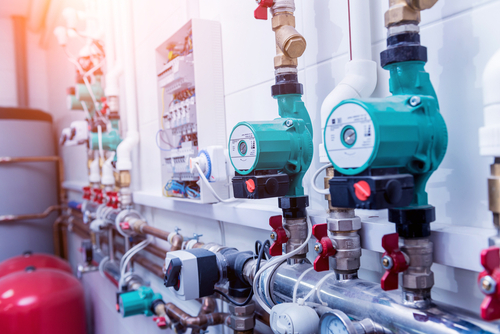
156, 19, 227, 203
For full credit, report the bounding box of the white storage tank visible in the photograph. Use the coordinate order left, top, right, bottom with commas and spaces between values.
0, 108, 58, 261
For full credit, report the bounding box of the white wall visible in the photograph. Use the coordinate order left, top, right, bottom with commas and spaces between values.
0, 18, 49, 110
54, 0, 500, 333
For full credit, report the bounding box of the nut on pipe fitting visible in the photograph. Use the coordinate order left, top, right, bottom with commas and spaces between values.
385, 0, 438, 27
117, 170, 131, 188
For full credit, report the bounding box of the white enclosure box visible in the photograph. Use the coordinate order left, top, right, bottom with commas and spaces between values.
156, 19, 228, 203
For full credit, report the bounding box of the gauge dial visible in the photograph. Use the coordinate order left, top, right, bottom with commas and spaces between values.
320, 310, 356, 334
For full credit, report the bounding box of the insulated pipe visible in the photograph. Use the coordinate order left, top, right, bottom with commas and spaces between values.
115, 0, 139, 172
103, 0, 121, 98
480, 49, 500, 157
319, 0, 377, 163
264, 263, 498, 334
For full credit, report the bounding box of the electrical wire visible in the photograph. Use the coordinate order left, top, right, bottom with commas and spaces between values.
118, 238, 151, 289
194, 163, 238, 203
254, 240, 271, 275
310, 163, 332, 195
252, 216, 313, 314
214, 288, 253, 307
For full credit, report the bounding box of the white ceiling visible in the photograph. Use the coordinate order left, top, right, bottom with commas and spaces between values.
0, 0, 31, 18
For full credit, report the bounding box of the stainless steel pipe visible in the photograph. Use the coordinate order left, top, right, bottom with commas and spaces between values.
260, 263, 499, 334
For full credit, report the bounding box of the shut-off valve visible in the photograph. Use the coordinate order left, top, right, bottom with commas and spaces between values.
478, 247, 500, 321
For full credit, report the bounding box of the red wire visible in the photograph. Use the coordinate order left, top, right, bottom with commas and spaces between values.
347, 0, 352, 61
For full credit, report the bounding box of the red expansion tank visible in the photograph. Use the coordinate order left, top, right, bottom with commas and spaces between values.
0, 252, 72, 279
0, 267, 86, 334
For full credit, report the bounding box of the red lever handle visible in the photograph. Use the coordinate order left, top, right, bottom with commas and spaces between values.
380, 233, 408, 291
153, 316, 168, 328
254, 0, 274, 20
269, 215, 288, 256
478, 246, 500, 321
312, 223, 336, 272
93, 188, 104, 204
106, 191, 120, 209
83, 186, 92, 200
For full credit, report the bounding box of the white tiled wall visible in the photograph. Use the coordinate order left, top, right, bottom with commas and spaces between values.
51, 0, 500, 332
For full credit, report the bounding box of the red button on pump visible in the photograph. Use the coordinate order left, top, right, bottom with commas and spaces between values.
246, 179, 256, 193
354, 181, 371, 201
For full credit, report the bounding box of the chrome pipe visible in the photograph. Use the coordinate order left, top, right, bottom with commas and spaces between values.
261, 263, 498, 334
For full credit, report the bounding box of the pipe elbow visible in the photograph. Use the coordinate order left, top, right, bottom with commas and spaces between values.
320, 59, 377, 128
116, 132, 139, 171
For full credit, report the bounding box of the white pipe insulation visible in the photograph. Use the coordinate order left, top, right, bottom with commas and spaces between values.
318, 0, 377, 163
103, 0, 121, 97
114, 0, 139, 172
480, 49, 500, 157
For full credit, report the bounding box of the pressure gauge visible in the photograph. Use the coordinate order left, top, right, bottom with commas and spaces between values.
319, 310, 357, 334
324, 102, 376, 175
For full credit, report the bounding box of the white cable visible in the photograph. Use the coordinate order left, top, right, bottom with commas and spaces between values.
292, 267, 315, 303
194, 163, 238, 203
118, 238, 151, 288
253, 216, 312, 314
80, 101, 92, 120
310, 163, 332, 195
218, 220, 226, 246
97, 125, 104, 160
99, 256, 110, 278
298, 272, 336, 306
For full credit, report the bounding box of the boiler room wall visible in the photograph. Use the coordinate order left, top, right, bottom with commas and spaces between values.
0, 18, 49, 111
57, 1, 500, 333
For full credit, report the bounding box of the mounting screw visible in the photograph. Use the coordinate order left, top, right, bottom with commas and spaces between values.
481, 276, 497, 295
285, 119, 293, 127
270, 232, 277, 240
314, 242, 323, 254
381, 255, 394, 270
409, 96, 421, 107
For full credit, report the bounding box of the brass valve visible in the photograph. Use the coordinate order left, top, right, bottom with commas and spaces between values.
385, 0, 438, 27
272, 13, 306, 69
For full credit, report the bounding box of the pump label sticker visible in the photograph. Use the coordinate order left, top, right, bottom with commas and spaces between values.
229, 124, 257, 171
325, 103, 376, 170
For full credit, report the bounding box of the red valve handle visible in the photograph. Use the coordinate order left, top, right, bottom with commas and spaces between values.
153, 316, 168, 328
254, 0, 274, 20
106, 191, 120, 209
83, 186, 92, 200
269, 215, 288, 256
380, 233, 408, 291
93, 189, 104, 204
120, 222, 130, 230
312, 223, 336, 272
478, 246, 500, 320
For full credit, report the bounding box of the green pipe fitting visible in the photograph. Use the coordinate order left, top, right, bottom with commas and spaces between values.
228, 94, 313, 196
75, 83, 104, 102
89, 129, 122, 152
324, 61, 447, 206
67, 95, 84, 110
118, 286, 163, 318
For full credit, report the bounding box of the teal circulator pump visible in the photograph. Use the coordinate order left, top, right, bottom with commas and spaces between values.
228, 0, 312, 258
322, 1, 447, 297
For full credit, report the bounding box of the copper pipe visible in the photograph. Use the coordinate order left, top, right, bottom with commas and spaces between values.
0, 155, 66, 204
53, 215, 67, 257
0, 205, 65, 222
145, 244, 167, 259
113, 241, 164, 279
141, 224, 171, 241
170, 233, 183, 251
161, 303, 230, 329
192, 297, 218, 334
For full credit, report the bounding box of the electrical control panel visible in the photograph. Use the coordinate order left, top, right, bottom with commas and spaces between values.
155, 19, 228, 203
